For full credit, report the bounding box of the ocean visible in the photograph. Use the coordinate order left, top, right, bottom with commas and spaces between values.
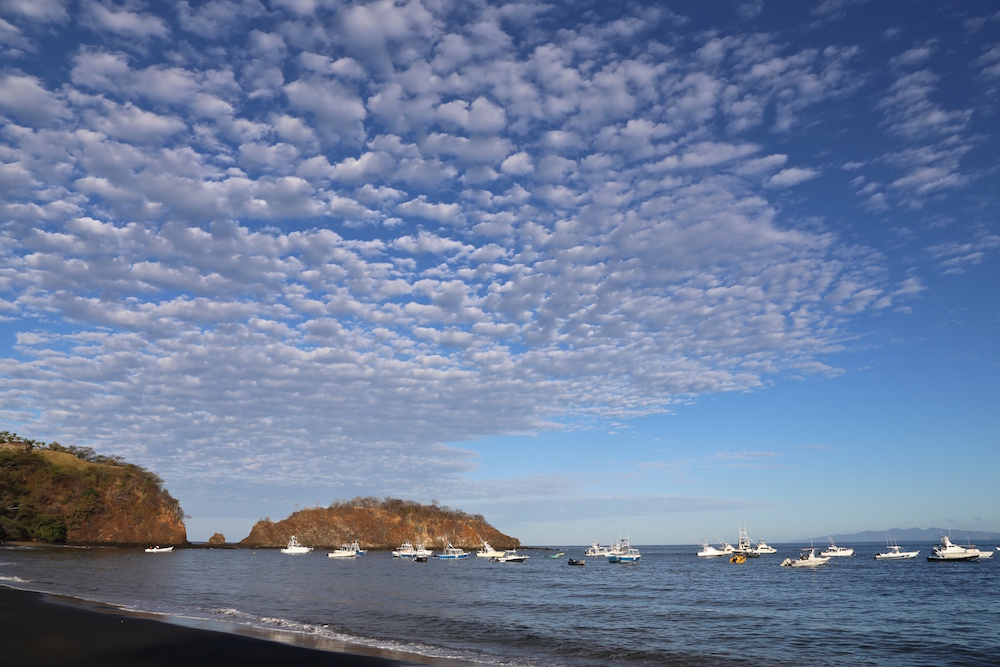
2, 542, 999, 666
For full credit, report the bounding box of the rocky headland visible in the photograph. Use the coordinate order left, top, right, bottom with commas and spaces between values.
0, 435, 187, 546
239, 497, 518, 550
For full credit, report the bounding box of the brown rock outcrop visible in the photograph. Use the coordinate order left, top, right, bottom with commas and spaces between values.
239, 497, 518, 550
0, 448, 187, 546
208, 533, 226, 545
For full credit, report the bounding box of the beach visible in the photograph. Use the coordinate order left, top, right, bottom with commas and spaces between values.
0, 586, 407, 666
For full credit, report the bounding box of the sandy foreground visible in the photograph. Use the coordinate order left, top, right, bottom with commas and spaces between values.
0, 586, 417, 666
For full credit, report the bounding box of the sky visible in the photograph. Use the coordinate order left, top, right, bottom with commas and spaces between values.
0, 0, 998, 546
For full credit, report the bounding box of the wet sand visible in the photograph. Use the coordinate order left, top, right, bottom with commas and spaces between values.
0, 586, 410, 666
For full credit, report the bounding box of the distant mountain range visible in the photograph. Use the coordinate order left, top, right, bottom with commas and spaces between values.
802, 528, 1000, 544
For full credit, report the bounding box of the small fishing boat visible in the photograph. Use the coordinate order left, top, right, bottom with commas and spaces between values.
608, 538, 641, 563
345, 539, 366, 555
476, 539, 504, 559
697, 541, 735, 558
752, 539, 777, 555
730, 553, 747, 564
435, 542, 469, 559
927, 536, 980, 562
585, 541, 611, 557
734, 526, 760, 557
392, 541, 416, 558
490, 548, 529, 563
780, 548, 830, 568
144, 546, 173, 553
568, 558, 585, 566
413, 543, 433, 560
820, 540, 854, 557
327, 544, 357, 558
280, 536, 312, 555
874, 536, 918, 560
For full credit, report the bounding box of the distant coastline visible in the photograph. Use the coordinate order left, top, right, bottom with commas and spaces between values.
797, 527, 1000, 544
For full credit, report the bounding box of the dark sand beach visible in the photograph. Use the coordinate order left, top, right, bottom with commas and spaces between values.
0, 587, 409, 666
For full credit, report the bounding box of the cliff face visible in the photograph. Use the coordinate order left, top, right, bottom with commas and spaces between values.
239, 498, 518, 550
0, 448, 187, 546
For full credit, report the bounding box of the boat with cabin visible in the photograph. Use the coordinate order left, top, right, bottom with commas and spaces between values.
820, 540, 855, 557
144, 546, 174, 553
491, 548, 529, 563
697, 540, 735, 558
874, 536, 918, 560
435, 542, 469, 559
392, 541, 416, 558
476, 539, 504, 559
280, 536, 312, 554
927, 536, 980, 562
780, 548, 830, 568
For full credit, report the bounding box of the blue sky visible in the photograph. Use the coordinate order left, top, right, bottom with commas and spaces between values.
1, 0, 997, 546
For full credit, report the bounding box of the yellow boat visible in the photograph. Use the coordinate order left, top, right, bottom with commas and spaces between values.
730, 553, 747, 564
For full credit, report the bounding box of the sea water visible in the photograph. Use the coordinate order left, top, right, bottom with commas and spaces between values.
2, 543, 999, 666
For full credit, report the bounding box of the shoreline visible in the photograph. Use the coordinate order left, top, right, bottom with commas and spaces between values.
0, 585, 428, 666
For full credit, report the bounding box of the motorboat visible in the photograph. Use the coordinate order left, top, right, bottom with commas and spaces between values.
927, 536, 980, 562
490, 548, 529, 563
435, 542, 469, 559
752, 539, 777, 555
392, 541, 416, 558
730, 553, 747, 564
144, 546, 173, 553
874, 536, 918, 560
734, 526, 760, 557
780, 548, 830, 568
345, 539, 366, 555
476, 539, 504, 559
327, 544, 357, 558
280, 536, 312, 554
820, 541, 855, 557
568, 558, 585, 566
413, 543, 433, 560
608, 538, 641, 563
697, 541, 735, 558
585, 541, 611, 557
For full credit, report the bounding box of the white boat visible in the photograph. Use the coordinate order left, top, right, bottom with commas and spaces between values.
392, 541, 416, 558
413, 543, 433, 560
752, 539, 777, 555
608, 538, 641, 563
585, 541, 611, 557
476, 539, 504, 559
734, 526, 760, 557
780, 548, 830, 568
820, 540, 855, 557
345, 539, 366, 555
490, 548, 529, 563
434, 542, 469, 559
327, 545, 357, 558
696, 541, 735, 558
280, 536, 313, 554
927, 536, 980, 562
144, 546, 173, 553
874, 536, 918, 560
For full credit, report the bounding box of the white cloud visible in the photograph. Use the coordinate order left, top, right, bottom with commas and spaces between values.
0, 0, 991, 536
766, 167, 820, 188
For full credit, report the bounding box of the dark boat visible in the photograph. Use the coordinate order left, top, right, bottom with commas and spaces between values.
568, 558, 585, 566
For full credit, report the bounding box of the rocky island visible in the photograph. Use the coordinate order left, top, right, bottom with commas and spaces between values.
240, 497, 519, 550
0, 434, 187, 546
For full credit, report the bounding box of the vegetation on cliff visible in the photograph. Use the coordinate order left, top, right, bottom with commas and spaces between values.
0, 432, 187, 545
240, 496, 519, 550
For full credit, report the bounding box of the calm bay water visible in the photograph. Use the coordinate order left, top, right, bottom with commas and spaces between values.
3, 543, 999, 666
